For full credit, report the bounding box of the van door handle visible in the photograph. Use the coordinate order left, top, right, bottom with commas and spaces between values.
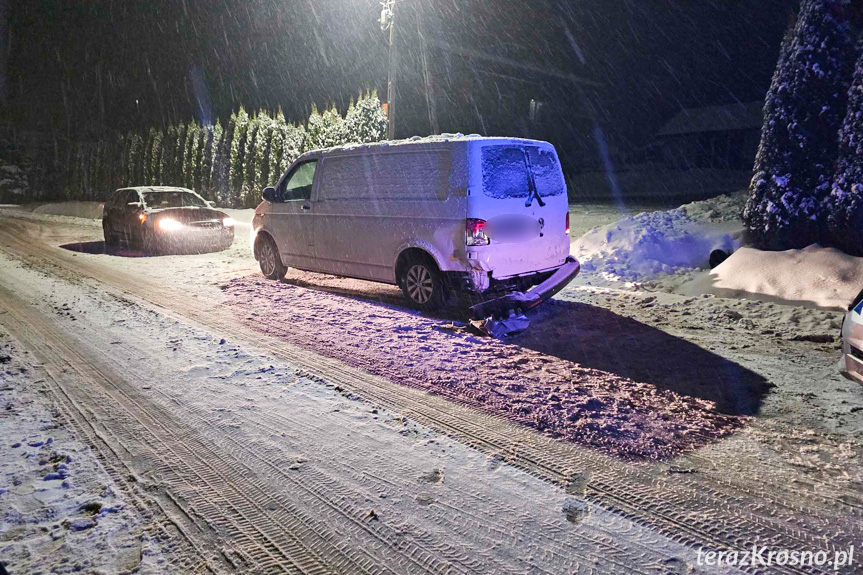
301, 204, 311, 211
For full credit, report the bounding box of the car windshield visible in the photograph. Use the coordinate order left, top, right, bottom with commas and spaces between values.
142, 191, 207, 209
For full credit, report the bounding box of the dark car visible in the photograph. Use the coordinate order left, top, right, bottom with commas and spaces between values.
102, 186, 234, 254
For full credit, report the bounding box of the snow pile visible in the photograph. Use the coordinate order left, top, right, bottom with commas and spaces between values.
679, 245, 863, 310
31, 200, 104, 220
572, 192, 745, 283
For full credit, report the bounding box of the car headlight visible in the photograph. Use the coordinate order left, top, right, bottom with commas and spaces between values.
158, 218, 183, 231
222, 217, 235, 228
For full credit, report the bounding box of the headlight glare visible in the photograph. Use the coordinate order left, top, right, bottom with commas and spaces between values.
222, 217, 235, 228
158, 218, 183, 231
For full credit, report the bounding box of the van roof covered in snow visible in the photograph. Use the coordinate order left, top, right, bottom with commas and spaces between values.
299, 134, 555, 160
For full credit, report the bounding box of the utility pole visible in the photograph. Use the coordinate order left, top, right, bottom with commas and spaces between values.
381, 0, 396, 140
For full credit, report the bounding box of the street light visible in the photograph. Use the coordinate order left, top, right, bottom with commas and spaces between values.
381, 0, 396, 140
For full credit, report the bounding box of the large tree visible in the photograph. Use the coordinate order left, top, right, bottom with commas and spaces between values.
743, 0, 855, 250
828, 39, 863, 256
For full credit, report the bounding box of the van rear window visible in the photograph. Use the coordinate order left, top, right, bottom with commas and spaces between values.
319, 150, 451, 201
481, 145, 565, 199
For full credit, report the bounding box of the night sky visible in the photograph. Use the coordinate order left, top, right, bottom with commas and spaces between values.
9, 0, 797, 153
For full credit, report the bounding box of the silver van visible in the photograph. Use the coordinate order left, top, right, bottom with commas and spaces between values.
251, 135, 575, 310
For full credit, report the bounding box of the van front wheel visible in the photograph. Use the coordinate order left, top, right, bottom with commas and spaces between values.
400, 259, 443, 311
257, 235, 287, 280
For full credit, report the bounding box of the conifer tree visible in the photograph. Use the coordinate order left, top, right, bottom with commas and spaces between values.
305, 104, 346, 150
305, 104, 326, 151
150, 129, 163, 185
214, 117, 233, 205
286, 122, 307, 163
241, 112, 261, 207
193, 128, 207, 196
184, 122, 199, 189
254, 111, 273, 196
743, 0, 855, 249
161, 126, 177, 187
174, 123, 188, 185
205, 121, 223, 201
267, 110, 288, 186
229, 107, 250, 206
345, 91, 388, 144
142, 130, 154, 185
828, 38, 863, 256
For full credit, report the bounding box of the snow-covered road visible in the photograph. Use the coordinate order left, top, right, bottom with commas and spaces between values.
0, 209, 861, 574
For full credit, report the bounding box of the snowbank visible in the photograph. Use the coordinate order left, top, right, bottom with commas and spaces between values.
31, 201, 104, 219
571, 192, 745, 283
679, 245, 863, 310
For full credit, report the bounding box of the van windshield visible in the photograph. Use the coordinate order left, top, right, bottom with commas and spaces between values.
481, 145, 566, 200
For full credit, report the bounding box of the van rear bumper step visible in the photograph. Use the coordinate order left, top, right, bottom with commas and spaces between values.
469, 256, 580, 319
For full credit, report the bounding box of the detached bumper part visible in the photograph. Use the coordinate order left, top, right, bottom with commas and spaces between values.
470, 256, 580, 320
468, 312, 531, 338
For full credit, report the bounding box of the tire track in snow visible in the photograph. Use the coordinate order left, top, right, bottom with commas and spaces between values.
0, 214, 859, 574
0, 255, 685, 575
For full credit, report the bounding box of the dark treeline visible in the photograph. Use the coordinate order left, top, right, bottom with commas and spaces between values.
27, 92, 386, 208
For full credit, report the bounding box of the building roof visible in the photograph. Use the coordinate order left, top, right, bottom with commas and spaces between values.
657, 101, 764, 137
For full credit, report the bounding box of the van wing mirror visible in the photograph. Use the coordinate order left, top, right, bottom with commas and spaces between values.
262, 186, 278, 203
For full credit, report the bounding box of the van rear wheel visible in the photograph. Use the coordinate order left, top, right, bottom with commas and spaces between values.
400, 257, 443, 311
257, 235, 287, 280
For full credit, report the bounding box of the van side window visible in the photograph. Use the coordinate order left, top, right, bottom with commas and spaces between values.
280, 161, 317, 201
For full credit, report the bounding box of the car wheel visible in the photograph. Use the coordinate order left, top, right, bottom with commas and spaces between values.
400, 256, 444, 311
257, 235, 287, 280
103, 224, 119, 247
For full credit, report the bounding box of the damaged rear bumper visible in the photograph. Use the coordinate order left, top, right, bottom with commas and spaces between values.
470, 256, 580, 319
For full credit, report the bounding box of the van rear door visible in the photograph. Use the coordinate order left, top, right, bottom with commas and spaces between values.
468, 141, 570, 279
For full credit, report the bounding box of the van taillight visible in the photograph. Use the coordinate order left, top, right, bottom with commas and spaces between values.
466, 218, 490, 246
565, 212, 570, 235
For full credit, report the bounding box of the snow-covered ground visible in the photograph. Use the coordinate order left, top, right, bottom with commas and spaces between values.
0, 331, 181, 574
0, 198, 861, 573
0, 246, 741, 575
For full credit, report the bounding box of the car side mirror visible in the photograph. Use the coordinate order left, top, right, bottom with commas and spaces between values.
206, 200, 216, 208
263, 186, 278, 203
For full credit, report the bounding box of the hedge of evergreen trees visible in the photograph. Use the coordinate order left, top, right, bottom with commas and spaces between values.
744, 0, 863, 255
46, 92, 386, 209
